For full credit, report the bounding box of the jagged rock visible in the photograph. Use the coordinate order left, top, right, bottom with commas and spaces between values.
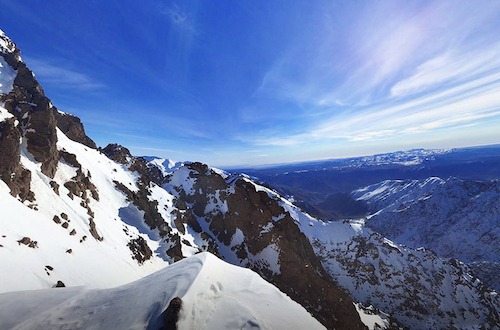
60, 150, 99, 202
17, 237, 38, 248
55, 111, 96, 148
102, 143, 133, 164
114, 181, 171, 237
127, 237, 153, 264
88, 218, 103, 241
1, 43, 59, 179
0, 119, 34, 201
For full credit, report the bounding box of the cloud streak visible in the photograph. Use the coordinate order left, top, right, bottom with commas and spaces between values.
26, 58, 105, 90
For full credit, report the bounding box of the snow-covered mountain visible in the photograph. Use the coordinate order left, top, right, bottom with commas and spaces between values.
0, 29, 365, 329
0, 252, 326, 330
1, 28, 499, 330
353, 177, 500, 291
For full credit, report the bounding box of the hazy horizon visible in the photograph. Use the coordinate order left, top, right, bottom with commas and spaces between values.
1, 0, 499, 167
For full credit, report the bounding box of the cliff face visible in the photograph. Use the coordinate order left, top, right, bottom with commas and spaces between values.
0, 30, 95, 199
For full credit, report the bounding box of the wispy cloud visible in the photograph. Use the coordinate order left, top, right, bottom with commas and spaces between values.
246, 0, 500, 152
390, 43, 500, 97
246, 71, 500, 146
26, 58, 105, 90
256, 1, 500, 107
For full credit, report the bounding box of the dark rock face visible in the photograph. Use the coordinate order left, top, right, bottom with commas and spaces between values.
0, 119, 34, 201
1, 40, 59, 195
55, 111, 96, 149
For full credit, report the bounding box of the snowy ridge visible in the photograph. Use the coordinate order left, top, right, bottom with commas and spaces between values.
0, 252, 325, 330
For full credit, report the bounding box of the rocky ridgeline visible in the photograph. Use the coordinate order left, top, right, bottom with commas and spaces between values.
0, 31, 95, 200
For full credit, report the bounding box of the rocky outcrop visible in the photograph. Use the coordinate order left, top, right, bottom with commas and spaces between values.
128, 237, 153, 264
55, 111, 96, 148
4, 60, 59, 178
102, 143, 133, 164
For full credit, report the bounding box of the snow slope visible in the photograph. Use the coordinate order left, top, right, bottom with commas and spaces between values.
0, 129, 169, 292
0, 252, 325, 330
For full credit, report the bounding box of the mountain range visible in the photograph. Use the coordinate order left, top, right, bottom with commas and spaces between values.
1, 28, 499, 329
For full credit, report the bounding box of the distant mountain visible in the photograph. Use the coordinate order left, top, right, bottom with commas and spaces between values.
353, 177, 500, 291
235, 145, 500, 220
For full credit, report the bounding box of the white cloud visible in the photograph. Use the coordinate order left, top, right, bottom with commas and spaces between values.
390, 43, 500, 97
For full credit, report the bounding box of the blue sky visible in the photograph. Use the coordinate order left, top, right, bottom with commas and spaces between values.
1, 0, 499, 167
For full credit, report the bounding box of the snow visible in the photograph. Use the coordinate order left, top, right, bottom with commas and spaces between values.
0, 104, 13, 122
251, 243, 281, 275
146, 157, 183, 176
0, 252, 325, 330
0, 55, 16, 95
205, 190, 229, 215
0, 29, 16, 53
166, 166, 196, 196
0, 129, 167, 293
354, 304, 390, 330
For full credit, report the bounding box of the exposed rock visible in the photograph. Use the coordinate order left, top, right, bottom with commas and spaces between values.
0, 119, 34, 201
49, 181, 59, 195
53, 281, 65, 288
17, 236, 38, 248
88, 218, 103, 241
66, 249, 72, 254
55, 111, 96, 148
127, 237, 153, 264
101, 143, 133, 164
114, 181, 171, 237
52, 215, 61, 224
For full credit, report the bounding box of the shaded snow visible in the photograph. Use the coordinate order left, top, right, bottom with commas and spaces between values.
0, 55, 16, 95
0, 253, 324, 330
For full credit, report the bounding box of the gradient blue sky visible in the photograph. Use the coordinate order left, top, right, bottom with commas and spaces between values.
1, 0, 499, 167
